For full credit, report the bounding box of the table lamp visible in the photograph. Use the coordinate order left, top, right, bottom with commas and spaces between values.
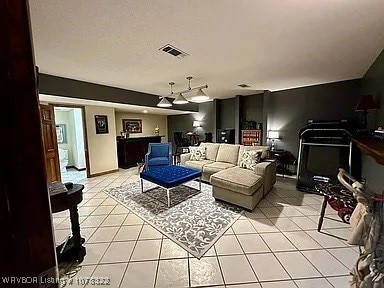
193, 121, 200, 133
355, 95, 378, 129
267, 130, 280, 151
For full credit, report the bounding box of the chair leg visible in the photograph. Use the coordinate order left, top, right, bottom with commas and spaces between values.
167, 188, 170, 207
317, 196, 328, 232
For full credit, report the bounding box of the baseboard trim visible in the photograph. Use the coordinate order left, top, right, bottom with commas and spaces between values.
66, 165, 86, 172
89, 169, 119, 178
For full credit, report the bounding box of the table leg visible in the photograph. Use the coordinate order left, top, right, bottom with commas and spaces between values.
70, 206, 81, 249
140, 178, 144, 193
317, 196, 328, 232
199, 177, 202, 191
167, 188, 170, 207
69, 206, 85, 262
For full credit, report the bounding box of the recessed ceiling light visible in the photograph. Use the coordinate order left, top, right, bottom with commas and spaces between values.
238, 83, 251, 88
143, 110, 148, 113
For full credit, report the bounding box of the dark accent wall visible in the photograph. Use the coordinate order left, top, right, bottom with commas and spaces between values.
167, 80, 362, 155
235, 96, 241, 144
167, 101, 214, 149
39, 73, 198, 112
266, 79, 362, 157
241, 93, 264, 125
218, 98, 236, 129
361, 49, 384, 127
361, 49, 384, 193
240, 93, 265, 144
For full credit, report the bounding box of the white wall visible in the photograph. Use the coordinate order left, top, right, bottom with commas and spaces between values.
72, 109, 86, 169
85, 106, 118, 175
54, 109, 86, 170
115, 112, 168, 142
55, 110, 75, 166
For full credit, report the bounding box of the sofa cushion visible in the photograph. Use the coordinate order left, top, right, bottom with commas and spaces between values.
199, 143, 220, 161
238, 145, 270, 165
185, 159, 214, 170
210, 167, 262, 196
216, 144, 240, 165
203, 162, 235, 175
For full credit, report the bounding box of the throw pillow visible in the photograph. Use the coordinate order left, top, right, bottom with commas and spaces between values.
253, 148, 268, 160
239, 150, 262, 171
189, 146, 206, 161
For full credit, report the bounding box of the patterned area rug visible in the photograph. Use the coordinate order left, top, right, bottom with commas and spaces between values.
104, 180, 243, 258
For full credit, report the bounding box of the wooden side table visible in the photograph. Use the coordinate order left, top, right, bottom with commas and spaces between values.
270, 149, 291, 176
50, 183, 86, 263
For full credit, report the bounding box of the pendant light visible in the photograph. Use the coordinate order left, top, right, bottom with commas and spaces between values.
191, 88, 209, 102
186, 76, 209, 103
157, 82, 174, 107
157, 97, 172, 107
173, 93, 188, 104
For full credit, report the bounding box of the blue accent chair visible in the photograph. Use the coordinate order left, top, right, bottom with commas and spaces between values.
145, 142, 173, 171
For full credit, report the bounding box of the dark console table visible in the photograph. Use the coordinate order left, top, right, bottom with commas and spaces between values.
117, 135, 163, 168
271, 149, 294, 177
50, 183, 86, 263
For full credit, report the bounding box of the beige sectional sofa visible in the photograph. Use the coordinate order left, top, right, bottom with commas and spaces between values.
180, 143, 276, 210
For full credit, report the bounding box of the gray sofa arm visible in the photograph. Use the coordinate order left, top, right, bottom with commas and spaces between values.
180, 153, 191, 166
255, 160, 276, 195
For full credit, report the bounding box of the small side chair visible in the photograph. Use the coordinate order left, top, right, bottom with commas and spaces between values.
145, 142, 172, 171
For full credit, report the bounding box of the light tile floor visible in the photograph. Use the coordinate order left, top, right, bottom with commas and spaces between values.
54, 168, 356, 287
62, 168, 87, 184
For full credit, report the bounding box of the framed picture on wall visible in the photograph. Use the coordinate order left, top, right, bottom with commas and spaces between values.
95, 115, 109, 134
56, 124, 67, 144
122, 119, 142, 133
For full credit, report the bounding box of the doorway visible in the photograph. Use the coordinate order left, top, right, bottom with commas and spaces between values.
53, 105, 90, 182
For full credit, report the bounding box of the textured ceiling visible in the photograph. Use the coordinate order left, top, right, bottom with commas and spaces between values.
30, 0, 384, 99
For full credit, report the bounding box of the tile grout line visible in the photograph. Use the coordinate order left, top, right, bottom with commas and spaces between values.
153, 236, 164, 288
116, 223, 145, 288
231, 232, 261, 284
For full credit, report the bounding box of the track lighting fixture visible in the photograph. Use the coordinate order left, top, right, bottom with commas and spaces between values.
157, 76, 209, 107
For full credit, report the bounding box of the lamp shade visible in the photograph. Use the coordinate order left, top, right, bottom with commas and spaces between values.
190, 89, 210, 102
355, 95, 378, 111
157, 97, 172, 107
173, 93, 188, 104
193, 121, 201, 127
267, 130, 279, 139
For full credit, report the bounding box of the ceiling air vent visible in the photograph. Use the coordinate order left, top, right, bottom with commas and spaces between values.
159, 44, 189, 59
238, 83, 251, 88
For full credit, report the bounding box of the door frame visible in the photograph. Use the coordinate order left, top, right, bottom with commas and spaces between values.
51, 103, 91, 178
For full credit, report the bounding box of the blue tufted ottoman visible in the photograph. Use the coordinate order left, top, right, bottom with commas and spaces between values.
140, 165, 202, 207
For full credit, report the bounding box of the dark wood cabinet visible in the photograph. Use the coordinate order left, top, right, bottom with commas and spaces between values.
117, 136, 162, 168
